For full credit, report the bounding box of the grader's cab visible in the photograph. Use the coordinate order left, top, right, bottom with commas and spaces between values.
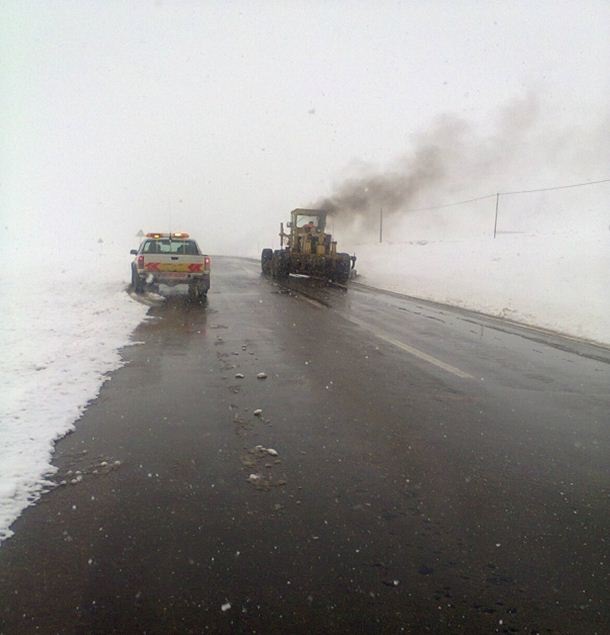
261, 209, 355, 283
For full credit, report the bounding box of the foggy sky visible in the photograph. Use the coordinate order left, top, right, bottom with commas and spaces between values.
1, 1, 609, 255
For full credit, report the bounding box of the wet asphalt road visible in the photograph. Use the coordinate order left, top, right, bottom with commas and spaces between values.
1, 257, 609, 634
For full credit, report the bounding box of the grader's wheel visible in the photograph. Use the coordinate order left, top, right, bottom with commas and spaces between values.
261, 248, 273, 275
332, 253, 351, 284
271, 250, 289, 279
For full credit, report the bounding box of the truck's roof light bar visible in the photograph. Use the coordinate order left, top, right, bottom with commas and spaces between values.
145, 232, 190, 239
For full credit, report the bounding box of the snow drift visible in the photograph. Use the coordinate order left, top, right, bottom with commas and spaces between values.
0, 240, 148, 542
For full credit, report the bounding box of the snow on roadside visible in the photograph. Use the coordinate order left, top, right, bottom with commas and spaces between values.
350, 232, 610, 346
0, 243, 148, 543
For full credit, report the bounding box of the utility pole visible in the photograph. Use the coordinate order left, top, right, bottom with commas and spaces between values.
493, 193, 500, 238
379, 208, 383, 243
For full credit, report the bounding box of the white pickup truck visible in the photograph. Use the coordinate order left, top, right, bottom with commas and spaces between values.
130, 232, 210, 300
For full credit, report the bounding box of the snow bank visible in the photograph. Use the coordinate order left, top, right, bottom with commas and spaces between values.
0, 242, 148, 542
350, 231, 610, 345
334, 182, 610, 346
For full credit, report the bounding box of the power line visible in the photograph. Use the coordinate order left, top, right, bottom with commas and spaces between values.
402, 177, 610, 213
405, 193, 497, 213
500, 177, 610, 196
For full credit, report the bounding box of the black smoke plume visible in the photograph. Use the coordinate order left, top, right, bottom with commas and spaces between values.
311, 93, 608, 221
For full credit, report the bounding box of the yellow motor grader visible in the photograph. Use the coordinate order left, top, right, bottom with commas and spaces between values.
261, 209, 355, 283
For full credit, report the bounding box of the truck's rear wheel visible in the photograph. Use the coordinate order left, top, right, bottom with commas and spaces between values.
131, 267, 144, 294
188, 281, 208, 304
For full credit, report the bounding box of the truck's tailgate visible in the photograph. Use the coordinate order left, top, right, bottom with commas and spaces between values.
142, 254, 207, 274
